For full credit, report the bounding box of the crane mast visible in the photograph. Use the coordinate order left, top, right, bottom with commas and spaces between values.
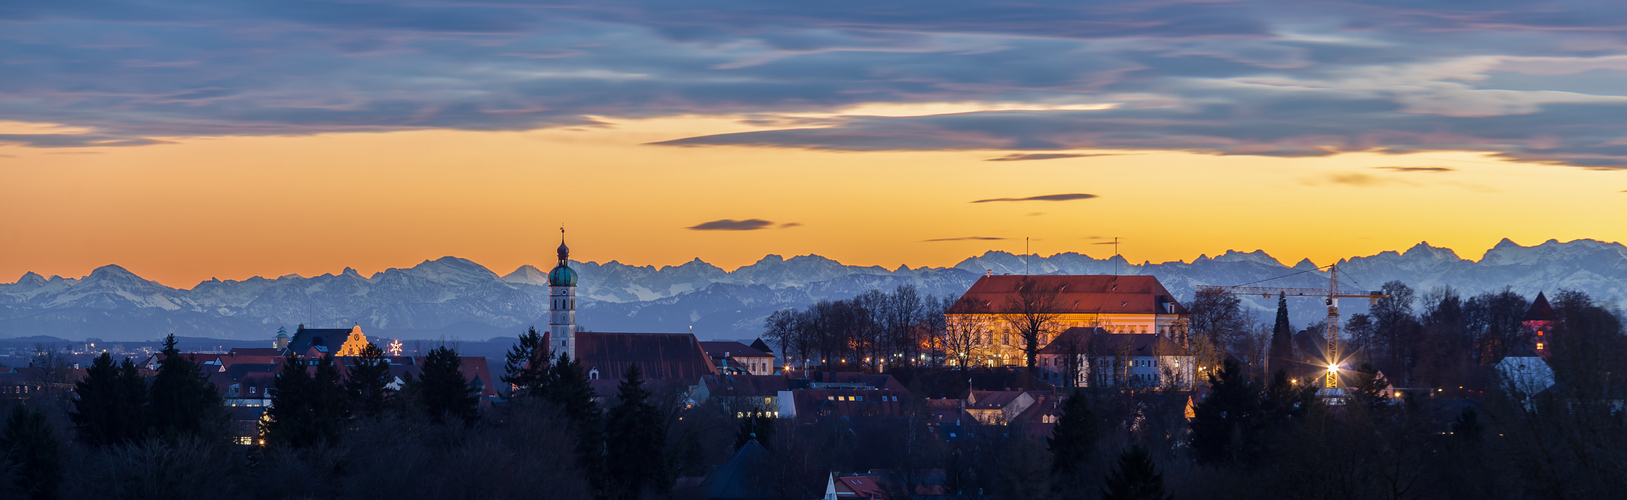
1196, 263, 1387, 390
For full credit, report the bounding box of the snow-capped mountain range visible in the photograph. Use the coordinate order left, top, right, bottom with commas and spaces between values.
2, 239, 1623, 342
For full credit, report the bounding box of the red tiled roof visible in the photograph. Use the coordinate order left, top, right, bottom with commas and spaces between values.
575, 332, 718, 383
945, 275, 1187, 315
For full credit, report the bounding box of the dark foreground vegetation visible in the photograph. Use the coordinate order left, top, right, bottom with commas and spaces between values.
0, 286, 1623, 499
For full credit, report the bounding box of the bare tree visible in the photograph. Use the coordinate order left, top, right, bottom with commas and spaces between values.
944, 307, 991, 375
1002, 277, 1064, 382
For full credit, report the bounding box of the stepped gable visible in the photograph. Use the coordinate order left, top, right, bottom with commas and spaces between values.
282, 325, 352, 356
573, 331, 718, 383
946, 275, 1187, 315
1525, 292, 1555, 322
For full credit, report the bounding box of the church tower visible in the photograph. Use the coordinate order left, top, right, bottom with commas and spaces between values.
549, 229, 579, 360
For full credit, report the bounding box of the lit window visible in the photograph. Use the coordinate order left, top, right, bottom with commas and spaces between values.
1537, 343, 1545, 350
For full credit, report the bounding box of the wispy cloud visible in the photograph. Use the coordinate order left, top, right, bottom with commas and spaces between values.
779, 222, 803, 228
986, 153, 1111, 162
924, 236, 1007, 242
972, 193, 1097, 203
687, 219, 776, 230
1374, 166, 1455, 173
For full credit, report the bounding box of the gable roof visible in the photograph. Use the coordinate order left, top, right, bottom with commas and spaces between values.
700, 341, 773, 359
749, 338, 775, 356
575, 332, 718, 383
284, 326, 352, 356
1038, 327, 1191, 357
946, 275, 1187, 316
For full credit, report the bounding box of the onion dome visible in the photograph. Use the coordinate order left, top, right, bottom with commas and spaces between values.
549, 263, 577, 287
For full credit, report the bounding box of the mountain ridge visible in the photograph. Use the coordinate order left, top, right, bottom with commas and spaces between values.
3, 239, 1624, 342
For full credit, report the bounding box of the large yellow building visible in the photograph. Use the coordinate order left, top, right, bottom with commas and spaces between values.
943, 275, 1189, 367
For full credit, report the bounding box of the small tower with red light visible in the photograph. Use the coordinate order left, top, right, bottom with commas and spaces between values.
1523, 292, 1557, 360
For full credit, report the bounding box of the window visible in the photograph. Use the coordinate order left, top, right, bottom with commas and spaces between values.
1537, 342, 1545, 350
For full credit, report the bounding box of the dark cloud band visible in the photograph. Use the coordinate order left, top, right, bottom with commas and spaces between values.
688, 219, 776, 230
972, 193, 1098, 203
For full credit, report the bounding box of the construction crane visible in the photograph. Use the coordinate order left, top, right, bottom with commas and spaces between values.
1196, 264, 1388, 390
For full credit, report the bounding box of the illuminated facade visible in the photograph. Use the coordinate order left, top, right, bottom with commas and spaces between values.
944, 275, 1190, 367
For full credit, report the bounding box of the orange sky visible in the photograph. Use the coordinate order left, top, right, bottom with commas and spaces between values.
3, 115, 1624, 288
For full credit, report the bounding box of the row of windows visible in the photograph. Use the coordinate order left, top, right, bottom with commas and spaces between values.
826, 394, 900, 402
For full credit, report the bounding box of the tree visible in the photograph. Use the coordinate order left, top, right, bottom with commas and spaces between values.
266, 353, 347, 447
147, 334, 226, 441
1188, 359, 1260, 464
345, 343, 393, 418
419, 346, 479, 425
1347, 362, 1392, 417
605, 365, 667, 499
1268, 293, 1295, 373
1003, 277, 1064, 383
1049, 390, 1100, 491
1371, 281, 1418, 381
1188, 288, 1248, 350
734, 414, 775, 452
502, 326, 551, 398
1100, 445, 1172, 500
70, 352, 148, 447
0, 405, 60, 500
548, 353, 605, 493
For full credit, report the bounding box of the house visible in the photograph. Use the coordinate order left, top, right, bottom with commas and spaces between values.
944, 275, 1190, 367
778, 389, 908, 421
1035, 327, 1195, 389
964, 390, 1037, 425
701, 341, 777, 376
692, 374, 791, 417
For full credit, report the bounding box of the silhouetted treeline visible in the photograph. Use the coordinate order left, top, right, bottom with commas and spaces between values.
764, 284, 951, 373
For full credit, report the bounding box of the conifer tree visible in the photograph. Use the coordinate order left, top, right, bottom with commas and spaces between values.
1189, 359, 1260, 464
70, 352, 147, 447
345, 343, 393, 418
502, 326, 552, 398
1049, 389, 1100, 491
419, 346, 479, 425
265, 354, 317, 447
147, 334, 226, 441
605, 364, 667, 499
549, 352, 605, 494
1268, 293, 1295, 371
1100, 445, 1172, 500
0, 404, 61, 500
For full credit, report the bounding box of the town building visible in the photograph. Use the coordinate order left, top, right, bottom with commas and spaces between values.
1524, 291, 1557, 359
1035, 327, 1196, 389
535, 233, 719, 387
944, 275, 1189, 367
701, 340, 778, 376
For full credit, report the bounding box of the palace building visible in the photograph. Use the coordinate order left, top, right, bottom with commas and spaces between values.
944, 274, 1190, 367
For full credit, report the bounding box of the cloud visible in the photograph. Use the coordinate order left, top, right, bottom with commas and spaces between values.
1315, 173, 1417, 187
1374, 166, 1455, 173
779, 222, 803, 228
923, 236, 1007, 242
986, 153, 1112, 162
1026, 212, 1045, 216
0, 134, 168, 148
687, 219, 776, 230
3, 0, 1627, 170
972, 193, 1097, 203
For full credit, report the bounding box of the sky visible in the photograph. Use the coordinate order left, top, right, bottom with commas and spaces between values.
3, 0, 1626, 287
